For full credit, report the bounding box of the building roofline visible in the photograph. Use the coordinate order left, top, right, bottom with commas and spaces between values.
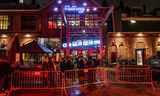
40, 0, 55, 10
108, 32, 160, 33
122, 17, 160, 21
40, 0, 101, 10
91, 0, 101, 7
0, 9, 39, 12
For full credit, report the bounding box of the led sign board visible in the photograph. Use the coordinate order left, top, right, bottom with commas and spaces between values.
64, 5, 85, 13
62, 40, 100, 48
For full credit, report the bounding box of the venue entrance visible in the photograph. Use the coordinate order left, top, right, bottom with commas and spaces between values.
70, 49, 99, 57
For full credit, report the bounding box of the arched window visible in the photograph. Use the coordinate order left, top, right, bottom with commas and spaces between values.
136, 42, 145, 49
110, 42, 117, 63
156, 42, 160, 58
118, 42, 125, 59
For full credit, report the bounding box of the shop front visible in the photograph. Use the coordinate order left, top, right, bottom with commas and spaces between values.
62, 38, 100, 57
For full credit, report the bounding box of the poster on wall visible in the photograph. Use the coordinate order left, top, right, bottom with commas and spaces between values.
136, 50, 143, 65
135, 49, 146, 65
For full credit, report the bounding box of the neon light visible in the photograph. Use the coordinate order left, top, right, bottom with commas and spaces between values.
62, 43, 67, 48
62, 40, 100, 48
54, 7, 58, 11
77, 40, 82, 46
86, 8, 90, 12
64, 5, 85, 13
58, 0, 62, 4
83, 40, 88, 46
83, 2, 87, 6
82, 30, 86, 33
72, 41, 77, 47
88, 40, 93, 45
93, 7, 97, 11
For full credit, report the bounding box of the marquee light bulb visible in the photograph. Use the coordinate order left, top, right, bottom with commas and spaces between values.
54, 7, 58, 11
93, 7, 97, 11
58, 0, 62, 4
83, 2, 87, 6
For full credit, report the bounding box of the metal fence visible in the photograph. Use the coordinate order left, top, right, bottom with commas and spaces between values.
11, 71, 63, 90
64, 68, 106, 88
9, 66, 155, 95
117, 67, 152, 84
105, 66, 154, 90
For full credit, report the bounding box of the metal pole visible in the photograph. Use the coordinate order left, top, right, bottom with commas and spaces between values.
66, 27, 70, 56
99, 25, 103, 67
111, 6, 118, 67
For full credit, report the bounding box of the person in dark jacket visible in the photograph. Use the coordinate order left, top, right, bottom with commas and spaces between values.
0, 61, 13, 90
77, 56, 85, 84
60, 58, 66, 72
78, 56, 85, 69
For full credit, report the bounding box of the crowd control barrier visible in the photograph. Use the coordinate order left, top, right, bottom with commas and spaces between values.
105, 66, 154, 90
64, 68, 106, 88
9, 66, 155, 95
11, 71, 63, 90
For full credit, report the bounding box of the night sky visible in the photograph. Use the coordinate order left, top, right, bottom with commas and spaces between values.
106, 0, 160, 12
1, 0, 160, 13
33, 0, 160, 12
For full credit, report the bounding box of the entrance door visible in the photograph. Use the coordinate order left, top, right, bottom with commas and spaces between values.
70, 49, 98, 57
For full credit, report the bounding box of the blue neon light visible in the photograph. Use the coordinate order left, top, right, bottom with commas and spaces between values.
54, 7, 58, 11
83, 2, 87, 6
64, 5, 85, 13
93, 7, 97, 11
58, 0, 62, 4
62, 40, 100, 48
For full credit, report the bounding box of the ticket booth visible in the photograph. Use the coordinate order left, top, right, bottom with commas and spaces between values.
135, 48, 146, 65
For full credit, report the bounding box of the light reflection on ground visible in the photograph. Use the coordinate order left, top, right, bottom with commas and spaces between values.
69, 88, 83, 96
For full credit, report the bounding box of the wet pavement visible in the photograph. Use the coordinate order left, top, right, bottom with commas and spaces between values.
7, 84, 160, 96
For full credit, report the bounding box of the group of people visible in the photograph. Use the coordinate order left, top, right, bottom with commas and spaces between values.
41, 55, 100, 87
42, 55, 100, 72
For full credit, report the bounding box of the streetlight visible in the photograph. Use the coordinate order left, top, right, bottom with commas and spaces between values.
130, 20, 136, 23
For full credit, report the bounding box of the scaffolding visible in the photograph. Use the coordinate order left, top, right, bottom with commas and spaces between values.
61, 6, 115, 60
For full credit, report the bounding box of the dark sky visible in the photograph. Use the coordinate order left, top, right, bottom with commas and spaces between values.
25, 0, 160, 12
106, 0, 160, 12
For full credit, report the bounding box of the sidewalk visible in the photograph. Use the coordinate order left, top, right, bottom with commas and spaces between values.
8, 84, 160, 96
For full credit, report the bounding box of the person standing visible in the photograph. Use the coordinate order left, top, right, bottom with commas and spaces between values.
60, 58, 66, 72
42, 56, 49, 87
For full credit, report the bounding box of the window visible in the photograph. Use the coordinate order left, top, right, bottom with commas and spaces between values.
21, 15, 36, 30
85, 14, 98, 27
38, 38, 60, 51
48, 14, 62, 29
0, 39, 7, 49
0, 15, 11, 30
67, 14, 80, 27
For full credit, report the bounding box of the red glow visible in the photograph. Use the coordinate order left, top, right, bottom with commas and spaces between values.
48, 21, 57, 29
34, 72, 41, 75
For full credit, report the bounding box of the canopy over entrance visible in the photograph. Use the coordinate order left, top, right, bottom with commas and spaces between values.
21, 40, 53, 53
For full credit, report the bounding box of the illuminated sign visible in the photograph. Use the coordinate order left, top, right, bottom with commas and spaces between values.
62, 40, 100, 48
64, 5, 85, 13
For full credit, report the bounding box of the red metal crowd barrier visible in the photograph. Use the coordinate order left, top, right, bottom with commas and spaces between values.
64, 68, 106, 88
105, 66, 154, 90
11, 71, 63, 90
104, 68, 117, 83
9, 66, 155, 95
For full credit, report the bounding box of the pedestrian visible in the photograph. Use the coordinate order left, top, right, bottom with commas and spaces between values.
78, 56, 85, 84
42, 56, 48, 71
60, 58, 66, 72
42, 56, 49, 87
86, 56, 96, 91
